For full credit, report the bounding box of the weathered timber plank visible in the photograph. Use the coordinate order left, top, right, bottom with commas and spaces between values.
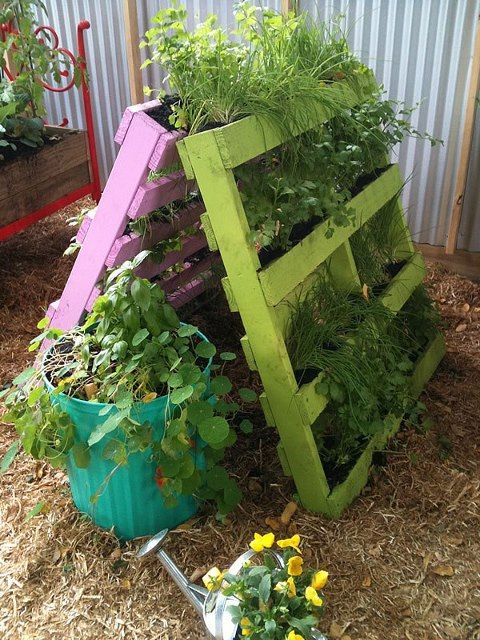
135, 233, 207, 280
168, 277, 209, 309
114, 100, 160, 145
294, 372, 328, 426
76, 207, 97, 244
161, 254, 220, 294
184, 128, 333, 512
106, 202, 205, 267
0, 129, 89, 200
0, 161, 90, 228
240, 335, 258, 371
379, 251, 425, 313
176, 139, 195, 180
210, 74, 375, 169
258, 164, 402, 306
47, 112, 164, 333
128, 171, 194, 219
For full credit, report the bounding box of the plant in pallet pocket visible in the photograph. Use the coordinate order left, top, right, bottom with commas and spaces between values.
2, 252, 255, 522
286, 274, 440, 473
202, 532, 328, 640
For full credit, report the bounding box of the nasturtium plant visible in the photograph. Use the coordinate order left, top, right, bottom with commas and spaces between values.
2, 252, 256, 515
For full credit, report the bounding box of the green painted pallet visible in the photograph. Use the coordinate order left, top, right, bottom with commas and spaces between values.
177, 80, 445, 517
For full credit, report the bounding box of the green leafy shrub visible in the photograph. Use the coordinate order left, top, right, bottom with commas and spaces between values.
0, 0, 80, 158
2, 253, 255, 515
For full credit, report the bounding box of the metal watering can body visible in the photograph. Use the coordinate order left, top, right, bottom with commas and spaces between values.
138, 529, 327, 640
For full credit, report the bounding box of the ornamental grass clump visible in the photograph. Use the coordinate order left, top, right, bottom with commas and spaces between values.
286, 273, 440, 471
203, 532, 328, 640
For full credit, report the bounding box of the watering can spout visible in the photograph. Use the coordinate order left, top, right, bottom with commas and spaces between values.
137, 529, 208, 617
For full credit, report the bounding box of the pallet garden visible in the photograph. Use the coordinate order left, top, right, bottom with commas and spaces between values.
4, 1, 446, 551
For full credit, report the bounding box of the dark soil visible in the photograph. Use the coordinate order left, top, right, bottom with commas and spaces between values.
145, 96, 181, 132
0, 130, 62, 163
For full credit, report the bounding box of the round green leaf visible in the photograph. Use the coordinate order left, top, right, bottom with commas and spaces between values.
210, 375, 232, 396
238, 388, 257, 403
195, 341, 216, 359
239, 419, 253, 434
187, 400, 214, 425
198, 416, 229, 445
132, 328, 149, 346
206, 465, 229, 490
178, 323, 198, 337
220, 352, 236, 361
170, 385, 194, 405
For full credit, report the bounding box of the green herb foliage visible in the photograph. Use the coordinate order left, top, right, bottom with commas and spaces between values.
2, 252, 255, 515
0, 0, 81, 158
286, 273, 440, 470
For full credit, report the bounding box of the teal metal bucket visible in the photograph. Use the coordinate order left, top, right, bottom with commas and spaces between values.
44, 329, 211, 540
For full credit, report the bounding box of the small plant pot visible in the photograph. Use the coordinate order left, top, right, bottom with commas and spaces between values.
43, 329, 212, 540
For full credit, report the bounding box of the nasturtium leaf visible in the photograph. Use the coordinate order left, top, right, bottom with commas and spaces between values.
238, 388, 257, 402
88, 409, 128, 446
132, 328, 149, 346
187, 400, 214, 425
210, 376, 232, 396
168, 372, 183, 388
205, 465, 229, 490
179, 363, 202, 386
131, 279, 151, 311
181, 470, 202, 494
314, 381, 329, 395
27, 386, 44, 406
71, 442, 90, 468
223, 480, 242, 509
195, 341, 216, 359
220, 352, 236, 361
198, 416, 229, 445
178, 323, 197, 337
177, 455, 195, 479
239, 419, 253, 434
0, 440, 19, 475
115, 386, 133, 409
170, 385, 194, 405
209, 428, 237, 450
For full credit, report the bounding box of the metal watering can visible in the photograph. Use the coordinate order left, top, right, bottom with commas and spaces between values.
137, 529, 327, 640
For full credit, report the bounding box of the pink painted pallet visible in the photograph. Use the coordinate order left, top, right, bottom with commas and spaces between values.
46, 101, 220, 334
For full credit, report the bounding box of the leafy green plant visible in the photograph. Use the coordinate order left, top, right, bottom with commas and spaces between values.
285, 273, 440, 471
203, 531, 328, 640
0, 0, 81, 158
2, 252, 255, 514
142, 2, 372, 138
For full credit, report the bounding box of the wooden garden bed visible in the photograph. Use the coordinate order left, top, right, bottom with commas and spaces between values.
0, 126, 92, 238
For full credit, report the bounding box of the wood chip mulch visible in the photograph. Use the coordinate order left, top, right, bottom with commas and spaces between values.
0, 210, 479, 640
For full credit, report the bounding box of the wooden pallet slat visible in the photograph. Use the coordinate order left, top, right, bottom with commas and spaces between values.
258, 164, 402, 306
127, 171, 194, 220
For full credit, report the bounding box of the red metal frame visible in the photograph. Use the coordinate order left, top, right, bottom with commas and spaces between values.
0, 19, 101, 241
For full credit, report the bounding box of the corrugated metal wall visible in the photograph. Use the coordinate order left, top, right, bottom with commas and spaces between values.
39, 0, 479, 251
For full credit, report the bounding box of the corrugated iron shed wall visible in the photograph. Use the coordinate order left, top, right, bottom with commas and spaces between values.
39, 0, 479, 251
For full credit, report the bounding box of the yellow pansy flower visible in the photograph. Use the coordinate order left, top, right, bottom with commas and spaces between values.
240, 617, 253, 636
287, 631, 304, 640
274, 576, 296, 598
277, 534, 301, 553
287, 555, 304, 576
305, 586, 324, 607
311, 570, 328, 590
202, 566, 224, 591
249, 532, 275, 552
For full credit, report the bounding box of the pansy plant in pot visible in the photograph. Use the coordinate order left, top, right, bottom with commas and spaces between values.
202, 532, 328, 640
2, 252, 254, 538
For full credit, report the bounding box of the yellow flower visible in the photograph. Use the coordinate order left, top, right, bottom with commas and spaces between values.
249, 532, 275, 553
274, 576, 296, 598
277, 534, 301, 553
287, 631, 304, 640
311, 570, 328, 590
305, 586, 324, 607
202, 566, 224, 591
287, 555, 304, 576
240, 617, 253, 636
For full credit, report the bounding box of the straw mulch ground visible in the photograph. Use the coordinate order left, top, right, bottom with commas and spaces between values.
0, 208, 479, 640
